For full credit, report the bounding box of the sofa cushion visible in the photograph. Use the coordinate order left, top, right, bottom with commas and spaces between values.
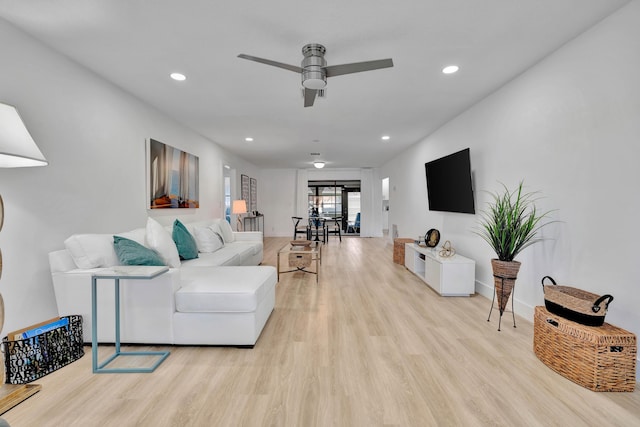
63, 228, 147, 269
193, 224, 225, 253
180, 248, 238, 267
172, 219, 199, 260
119, 228, 147, 245
113, 236, 164, 266
146, 217, 181, 268
234, 241, 263, 256
176, 266, 277, 313
187, 242, 259, 266
64, 234, 118, 269
215, 219, 235, 243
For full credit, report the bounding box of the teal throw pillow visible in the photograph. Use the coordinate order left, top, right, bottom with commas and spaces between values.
113, 236, 165, 266
172, 219, 199, 260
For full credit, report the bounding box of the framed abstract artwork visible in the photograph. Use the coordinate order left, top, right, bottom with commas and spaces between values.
148, 138, 199, 209
241, 174, 250, 208
250, 177, 257, 213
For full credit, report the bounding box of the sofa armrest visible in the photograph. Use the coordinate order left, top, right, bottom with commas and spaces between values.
232, 231, 263, 242
49, 249, 78, 273
51, 267, 181, 343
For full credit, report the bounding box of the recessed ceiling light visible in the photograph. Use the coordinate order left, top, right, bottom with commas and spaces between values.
381, 135, 390, 141
170, 72, 186, 81
442, 65, 459, 75
313, 161, 325, 169
245, 137, 254, 142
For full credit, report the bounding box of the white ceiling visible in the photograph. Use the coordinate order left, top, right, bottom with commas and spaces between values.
0, 0, 629, 169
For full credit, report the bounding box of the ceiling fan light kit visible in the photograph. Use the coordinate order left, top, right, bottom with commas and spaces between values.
238, 43, 393, 107
301, 44, 327, 90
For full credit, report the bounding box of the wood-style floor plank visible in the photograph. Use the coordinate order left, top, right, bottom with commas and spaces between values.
3, 236, 639, 426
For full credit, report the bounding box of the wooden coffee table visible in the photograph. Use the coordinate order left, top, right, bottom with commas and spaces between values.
277, 240, 322, 283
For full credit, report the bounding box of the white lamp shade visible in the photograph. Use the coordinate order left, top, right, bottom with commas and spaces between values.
232, 199, 247, 214
0, 103, 48, 168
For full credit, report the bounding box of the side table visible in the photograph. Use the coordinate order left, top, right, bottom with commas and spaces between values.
393, 238, 415, 264
91, 266, 170, 373
243, 214, 264, 232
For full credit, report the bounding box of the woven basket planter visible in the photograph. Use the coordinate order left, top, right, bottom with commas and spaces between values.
491, 259, 521, 314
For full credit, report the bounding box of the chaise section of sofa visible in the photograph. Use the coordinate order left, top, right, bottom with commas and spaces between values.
49, 217, 275, 346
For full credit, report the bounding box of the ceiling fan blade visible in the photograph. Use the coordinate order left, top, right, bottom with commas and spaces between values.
304, 88, 317, 107
237, 54, 303, 73
324, 58, 393, 77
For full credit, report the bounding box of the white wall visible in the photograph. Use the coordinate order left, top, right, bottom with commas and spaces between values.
0, 20, 258, 334
258, 169, 297, 236
381, 1, 640, 343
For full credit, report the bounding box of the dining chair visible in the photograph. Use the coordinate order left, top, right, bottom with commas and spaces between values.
347, 213, 360, 233
308, 217, 327, 243
326, 217, 342, 242
292, 216, 310, 240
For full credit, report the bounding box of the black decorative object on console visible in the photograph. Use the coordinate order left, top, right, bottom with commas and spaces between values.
425, 229, 440, 247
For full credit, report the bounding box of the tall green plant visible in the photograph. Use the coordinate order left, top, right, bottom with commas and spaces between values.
476, 181, 553, 261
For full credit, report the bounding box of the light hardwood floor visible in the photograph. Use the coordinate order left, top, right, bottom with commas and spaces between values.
3, 237, 639, 426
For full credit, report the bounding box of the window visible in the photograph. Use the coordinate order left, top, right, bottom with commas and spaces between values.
308, 180, 360, 233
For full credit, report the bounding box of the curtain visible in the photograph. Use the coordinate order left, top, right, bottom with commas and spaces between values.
360, 168, 374, 237
295, 169, 308, 218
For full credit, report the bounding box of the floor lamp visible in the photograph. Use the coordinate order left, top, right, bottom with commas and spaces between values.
232, 199, 247, 231
0, 102, 48, 414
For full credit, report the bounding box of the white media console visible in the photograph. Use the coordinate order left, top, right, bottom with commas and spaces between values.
404, 243, 475, 296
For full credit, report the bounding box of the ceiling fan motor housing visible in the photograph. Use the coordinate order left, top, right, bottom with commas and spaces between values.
301, 43, 327, 89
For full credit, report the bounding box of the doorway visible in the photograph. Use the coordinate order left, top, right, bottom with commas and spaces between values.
382, 177, 389, 235
308, 180, 361, 235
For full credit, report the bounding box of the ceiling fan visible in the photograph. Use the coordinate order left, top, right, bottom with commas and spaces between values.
238, 43, 393, 107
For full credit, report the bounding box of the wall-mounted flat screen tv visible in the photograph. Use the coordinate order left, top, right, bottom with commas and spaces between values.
425, 148, 475, 214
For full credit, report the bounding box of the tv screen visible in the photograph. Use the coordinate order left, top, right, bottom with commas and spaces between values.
425, 148, 475, 214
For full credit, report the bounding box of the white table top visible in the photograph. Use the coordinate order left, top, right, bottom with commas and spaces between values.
91, 266, 169, 279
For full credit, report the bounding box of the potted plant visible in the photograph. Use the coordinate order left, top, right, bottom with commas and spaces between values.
476, 181, 554, 329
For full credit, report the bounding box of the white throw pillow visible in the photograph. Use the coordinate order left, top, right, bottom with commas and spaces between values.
117, 227, 146, 245
193, 224, 225, 253
64, 234, 119, 269
215, 218, 235, 243
145, 217, 181, 267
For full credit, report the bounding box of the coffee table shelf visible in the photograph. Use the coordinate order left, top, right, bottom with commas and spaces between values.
277, 241, 322, 283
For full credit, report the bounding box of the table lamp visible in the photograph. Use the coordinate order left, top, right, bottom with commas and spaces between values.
232, 199, 247, 231
0, 102, 48, 413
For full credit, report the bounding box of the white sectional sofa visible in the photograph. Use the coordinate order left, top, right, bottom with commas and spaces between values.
48, 218, 276, 347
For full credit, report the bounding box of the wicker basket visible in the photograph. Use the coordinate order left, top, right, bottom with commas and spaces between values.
3, 315, 84, 384
541, 276, 613, 326
492, 259, 521, 313
288, 240, 312, 268
533, 306, 636, 392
